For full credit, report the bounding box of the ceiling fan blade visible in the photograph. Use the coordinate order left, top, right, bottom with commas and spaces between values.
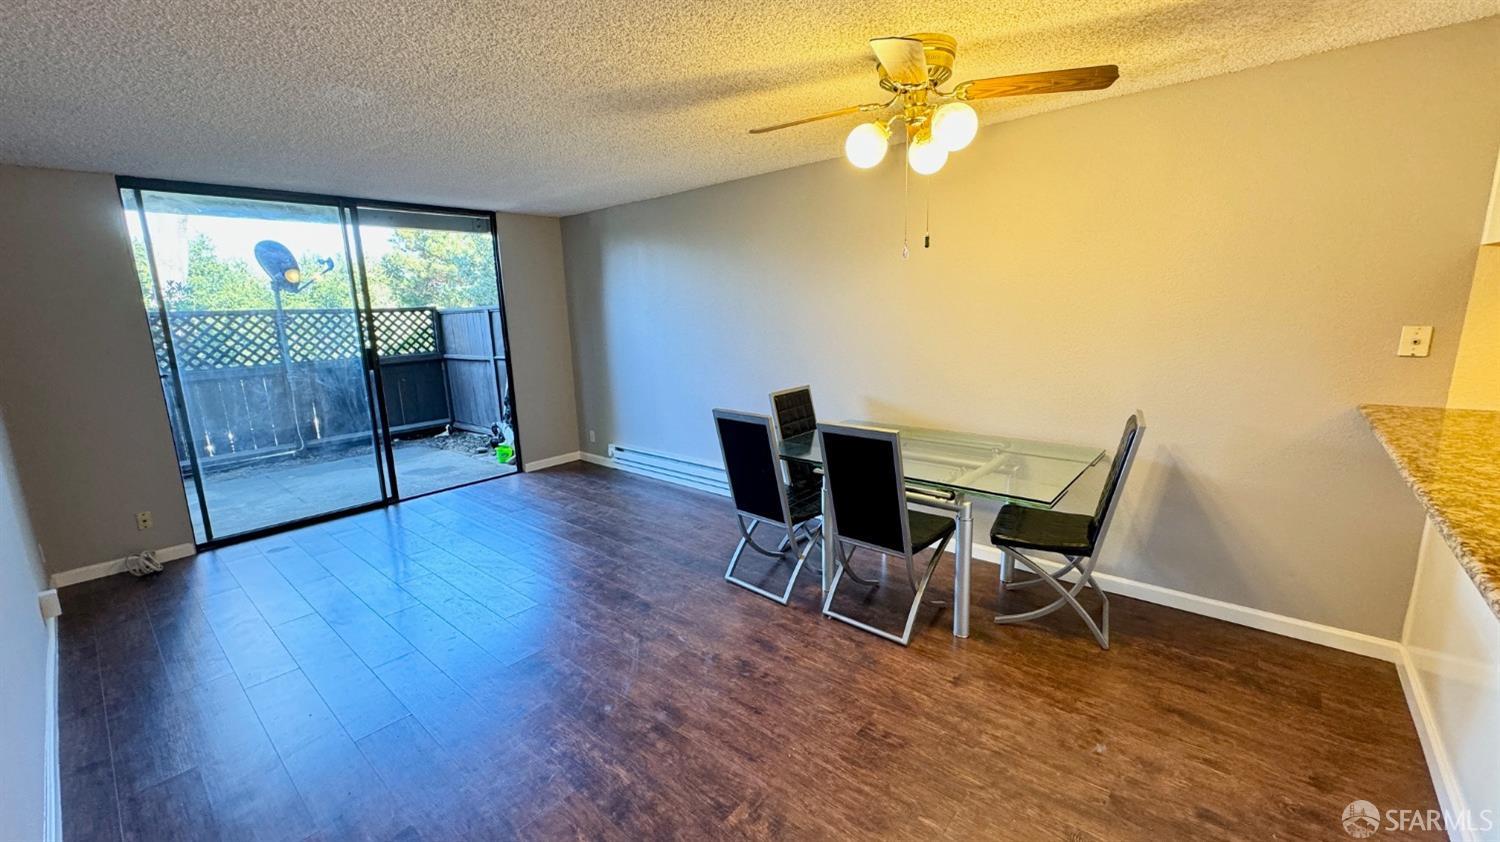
955, 64, 1119, 100
748, 103, 884, 135
870, 36, 928, 85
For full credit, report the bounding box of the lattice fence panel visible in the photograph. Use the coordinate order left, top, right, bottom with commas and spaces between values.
370, 308, 440, 358
180, 312, 282, 369
285, 310, 361, 362
148, 315, 171, 374
146, 307, 439, 373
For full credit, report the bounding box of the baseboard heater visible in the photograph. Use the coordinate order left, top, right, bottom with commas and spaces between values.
606, 444, 729, 497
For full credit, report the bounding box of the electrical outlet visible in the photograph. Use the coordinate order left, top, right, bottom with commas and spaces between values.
1397, 325, 1433, 357
136, 511, 153, 531
589, 430, 596, 444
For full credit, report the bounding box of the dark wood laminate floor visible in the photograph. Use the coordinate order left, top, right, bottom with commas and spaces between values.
59, 462, 1439, 841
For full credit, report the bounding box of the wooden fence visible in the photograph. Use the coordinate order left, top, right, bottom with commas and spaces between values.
435, 307, 512, 437
150, 306, 511, 468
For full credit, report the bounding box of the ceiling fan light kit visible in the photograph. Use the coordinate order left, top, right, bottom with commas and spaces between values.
906, 133, 948, 175
752, 32, 1118, 177
844, 121, 891, 169
931, 102, 978, 151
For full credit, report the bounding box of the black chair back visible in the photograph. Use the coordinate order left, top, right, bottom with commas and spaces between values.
1090, 412, 1145, 540
771, 386, 819, 490
817, 423, 909, 556
770, 387, 817, 439
712, 409, 788, 524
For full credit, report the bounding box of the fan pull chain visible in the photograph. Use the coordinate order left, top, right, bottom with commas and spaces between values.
924, 189, 931, 249
902, 137, 911, 260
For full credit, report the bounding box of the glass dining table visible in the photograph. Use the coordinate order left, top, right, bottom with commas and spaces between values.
778, 422, 1103, 638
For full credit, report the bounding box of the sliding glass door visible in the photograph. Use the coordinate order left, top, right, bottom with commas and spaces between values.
122, 182, 521, 544
352, 206, 519, 499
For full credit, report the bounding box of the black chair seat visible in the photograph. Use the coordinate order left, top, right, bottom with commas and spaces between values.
989, 504, 1096, 556
909, 510, 956, 551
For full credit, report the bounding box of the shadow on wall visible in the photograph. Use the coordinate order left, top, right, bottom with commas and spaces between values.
1127, 444, 1257, 606
1121, 408, 1425, 634
853, 397, 949, 433
562, 218, 613, 454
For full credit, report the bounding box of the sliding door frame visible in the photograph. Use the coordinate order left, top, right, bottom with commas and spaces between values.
117, 176, 527, 550
345, 205, 402, 501
127, 187, 220, 541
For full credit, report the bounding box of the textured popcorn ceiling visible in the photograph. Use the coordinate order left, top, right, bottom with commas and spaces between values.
0, 1, 1496, 216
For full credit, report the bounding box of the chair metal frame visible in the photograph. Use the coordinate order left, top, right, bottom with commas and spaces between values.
817, 422, 952, 646
993, 412, 1146, 649
712, 408, 822, 605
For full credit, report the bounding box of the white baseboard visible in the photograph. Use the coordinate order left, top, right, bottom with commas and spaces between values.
48, 542, 196, 589
1395, 649, 1472, 842
42, 612, 60, 842
970, 544, 1402, 662
524, 450, 583, 471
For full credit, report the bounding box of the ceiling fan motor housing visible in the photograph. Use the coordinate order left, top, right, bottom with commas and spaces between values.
914, 33, 957, 85
878, 32, 957, 90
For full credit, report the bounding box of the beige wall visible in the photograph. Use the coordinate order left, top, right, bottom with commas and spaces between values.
0, 165, 196, 573
0, 405, 49, 841
1448, 247, 1500, 410
494, 213, 581, 464
1448, 145, 1500, 410
560, 18, 1500, 639
1448, 142, 1500, 410
0, 164, 579, 577
1484, 148, 1500, 246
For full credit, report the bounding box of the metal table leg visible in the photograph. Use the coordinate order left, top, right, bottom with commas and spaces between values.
821, 478, 835, 598
954, 497, 971, 638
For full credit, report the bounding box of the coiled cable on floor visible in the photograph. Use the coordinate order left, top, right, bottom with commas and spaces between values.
124, 549, 163, 577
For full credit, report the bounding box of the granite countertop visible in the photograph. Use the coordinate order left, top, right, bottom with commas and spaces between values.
1360, 404, 1500, 620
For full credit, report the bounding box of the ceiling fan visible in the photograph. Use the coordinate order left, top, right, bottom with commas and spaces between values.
749, 33, 1118, 175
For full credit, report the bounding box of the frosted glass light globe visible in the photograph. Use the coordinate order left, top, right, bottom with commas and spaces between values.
907, 134, 948, 175
844, 122, 890, 169
932, 102, 979, 151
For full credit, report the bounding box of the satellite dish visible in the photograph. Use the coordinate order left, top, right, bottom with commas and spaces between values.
254, 240, 306, 293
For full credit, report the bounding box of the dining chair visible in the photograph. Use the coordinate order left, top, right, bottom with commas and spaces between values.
712, 408, 822, 604
817, 422, 955, 645
769, 385, 821, 512
989, 412, 1145, 649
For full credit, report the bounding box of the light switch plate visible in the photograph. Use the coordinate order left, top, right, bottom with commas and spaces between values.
1397, 325, 1432, 357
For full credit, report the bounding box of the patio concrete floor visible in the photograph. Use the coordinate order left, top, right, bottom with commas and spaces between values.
185, 439, 516, 539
